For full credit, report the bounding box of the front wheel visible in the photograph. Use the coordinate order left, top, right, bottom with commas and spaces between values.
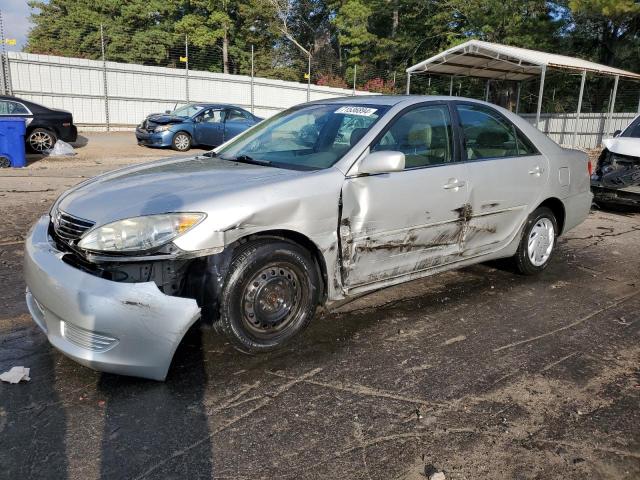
171, 131, 191, 151
513, 206, 558, 275
218, 239, 321, 353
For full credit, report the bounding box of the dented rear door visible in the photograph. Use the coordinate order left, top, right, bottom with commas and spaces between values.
454, 102, 549, 257
339, 102, 470, 290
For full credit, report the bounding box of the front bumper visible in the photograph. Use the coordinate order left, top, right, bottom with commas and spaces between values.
135, 128, 173, 147
23, 216, 201, 381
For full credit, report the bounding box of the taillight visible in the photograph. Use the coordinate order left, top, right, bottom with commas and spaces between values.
587, 159, 593, 176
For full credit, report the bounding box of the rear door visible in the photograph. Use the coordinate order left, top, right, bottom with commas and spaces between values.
340, 102, 470, 291
224, 108, 254, 141
453, 102, 549, 257
193, 108, 225, 146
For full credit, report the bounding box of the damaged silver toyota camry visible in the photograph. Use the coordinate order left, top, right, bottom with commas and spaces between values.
24, 96, 592, 380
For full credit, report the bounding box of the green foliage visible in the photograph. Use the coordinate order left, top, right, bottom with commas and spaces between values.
24, 0, 640, 105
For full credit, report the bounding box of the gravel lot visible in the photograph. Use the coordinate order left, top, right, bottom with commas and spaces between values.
0, 133, 639, 479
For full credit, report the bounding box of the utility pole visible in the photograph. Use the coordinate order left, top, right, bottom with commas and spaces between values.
352, 65, 357, 96
250, 45, 255, 114
185, 35, 189, 103
100, 25, 110, 132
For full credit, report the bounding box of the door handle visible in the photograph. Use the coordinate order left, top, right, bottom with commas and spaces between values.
528, 166, 542, 176
443, 179, 466, 190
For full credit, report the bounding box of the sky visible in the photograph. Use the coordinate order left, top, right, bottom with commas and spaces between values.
1, 0, 36, 50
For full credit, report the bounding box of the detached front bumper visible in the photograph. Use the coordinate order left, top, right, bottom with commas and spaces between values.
23, 216, 201, 381
135, 128, 173, 147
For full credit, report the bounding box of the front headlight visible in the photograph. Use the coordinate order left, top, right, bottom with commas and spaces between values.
78, 213, 205, 253
154, 125, 172, 132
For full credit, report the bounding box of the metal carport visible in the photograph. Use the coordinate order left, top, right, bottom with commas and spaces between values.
406, 40, 640, 146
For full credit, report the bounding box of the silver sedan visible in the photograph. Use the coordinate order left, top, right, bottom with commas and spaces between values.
24, 96, 592, 380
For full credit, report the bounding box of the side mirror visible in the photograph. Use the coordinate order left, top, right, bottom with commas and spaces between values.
358, 150, 405, 175
613, 129, 622, 138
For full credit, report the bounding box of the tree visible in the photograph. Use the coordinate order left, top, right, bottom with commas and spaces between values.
27, 0, 182, 64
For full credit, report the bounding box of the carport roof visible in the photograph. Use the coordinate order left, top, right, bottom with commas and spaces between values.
406, 40, 640, 81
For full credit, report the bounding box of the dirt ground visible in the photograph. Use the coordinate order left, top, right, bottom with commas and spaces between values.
0, 133, 639, 480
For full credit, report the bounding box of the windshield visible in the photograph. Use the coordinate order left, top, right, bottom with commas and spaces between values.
216, 103, 389, 170
172, 104, 203, 117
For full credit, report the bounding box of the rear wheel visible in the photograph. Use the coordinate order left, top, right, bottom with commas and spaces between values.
172, 132, 191, 151
513, 206, 558, 275
27, 128, 57, 153
218, 239, 321, 353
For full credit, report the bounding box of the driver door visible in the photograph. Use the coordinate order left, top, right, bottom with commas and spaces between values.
193, 108, 225, 146
339, 103, 470, 292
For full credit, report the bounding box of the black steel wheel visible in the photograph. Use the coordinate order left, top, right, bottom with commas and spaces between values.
218, 239, 321, 353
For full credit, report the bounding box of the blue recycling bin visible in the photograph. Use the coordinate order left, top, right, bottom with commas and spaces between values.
0, 117, 27, 168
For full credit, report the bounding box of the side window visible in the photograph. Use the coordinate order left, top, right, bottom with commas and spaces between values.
227, 109, 249, 121
371, 105, 454, 168
200, 108, 224, 123
0, 101, 29, 115
456, 104, 536, 159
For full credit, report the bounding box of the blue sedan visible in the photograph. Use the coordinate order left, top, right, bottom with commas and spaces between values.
135, 103, 262, 151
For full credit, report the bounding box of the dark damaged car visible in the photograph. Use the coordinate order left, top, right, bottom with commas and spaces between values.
24, 96, 592, 380
135, 103, 261, 151
591, 115, 640, 208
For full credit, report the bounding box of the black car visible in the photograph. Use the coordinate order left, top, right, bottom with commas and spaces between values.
0, 95, 78, 153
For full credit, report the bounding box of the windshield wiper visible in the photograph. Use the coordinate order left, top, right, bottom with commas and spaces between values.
221, 154, 271, 166
201, 151, 217, 158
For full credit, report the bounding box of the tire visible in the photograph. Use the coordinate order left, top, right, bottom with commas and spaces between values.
172, 131, 191, 151
218, 239, 321, 353
27, 128, 57, 153
513, 206, 558, 275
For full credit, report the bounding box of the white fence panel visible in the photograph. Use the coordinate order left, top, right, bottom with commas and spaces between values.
8, 51, 370, 130
6, 51, 638, 145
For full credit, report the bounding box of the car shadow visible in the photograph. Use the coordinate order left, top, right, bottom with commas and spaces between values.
71, 134, 89, 149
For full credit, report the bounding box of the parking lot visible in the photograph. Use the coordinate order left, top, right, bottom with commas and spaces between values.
1, 133, 639, 479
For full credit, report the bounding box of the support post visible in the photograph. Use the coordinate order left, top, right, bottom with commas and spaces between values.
572, 70, 587, 148
449, 76, 453, 96
250, 44, 254, 114
185, 35, 189, 103
0, 9, 10, 96
406, 73, 411, 95
100, 25, 110, 132
306, 54, 311, 102
485, 79, 490, 102
352, 64, 357, 96
515, 82, 521, 114
606, 75, 619, 136
536, 66, 546, 129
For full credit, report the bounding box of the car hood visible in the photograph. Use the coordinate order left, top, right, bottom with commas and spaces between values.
146, 114, 187, 125
603, 137, 640, 158
56, 156, 307, 225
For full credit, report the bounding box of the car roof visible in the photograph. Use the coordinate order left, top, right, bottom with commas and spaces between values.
189, 103, 248, 110
307, 95, 500, 107
0, 95, 51, 113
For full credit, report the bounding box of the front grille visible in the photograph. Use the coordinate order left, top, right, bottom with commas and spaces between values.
52, 210, 95, 244
61, 321, 118, 352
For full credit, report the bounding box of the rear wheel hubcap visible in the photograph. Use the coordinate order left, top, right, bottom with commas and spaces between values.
30, 131, 53, 152
527, 217, 555, 267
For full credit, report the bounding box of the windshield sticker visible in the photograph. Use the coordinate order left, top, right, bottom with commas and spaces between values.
335, 106, 378, 117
